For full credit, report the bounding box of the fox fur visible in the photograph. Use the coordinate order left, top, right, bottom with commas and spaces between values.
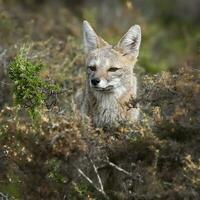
75, 20, 141, 128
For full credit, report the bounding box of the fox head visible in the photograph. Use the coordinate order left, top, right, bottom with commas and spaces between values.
83, 20, 141, 95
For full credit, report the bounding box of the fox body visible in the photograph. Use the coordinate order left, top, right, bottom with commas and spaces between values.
76, 21, 141, 127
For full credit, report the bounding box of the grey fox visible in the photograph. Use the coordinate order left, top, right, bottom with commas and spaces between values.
76, 20, 141, 127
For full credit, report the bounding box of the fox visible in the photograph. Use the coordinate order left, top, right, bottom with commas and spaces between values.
75, 20, 141, 128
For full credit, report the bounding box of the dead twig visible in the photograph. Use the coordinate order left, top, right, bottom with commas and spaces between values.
0, 192, 10, 200
0, 81, 11, 86
105, 157, 132, 177
76, 167, 109, 200
89, 157, 105, 194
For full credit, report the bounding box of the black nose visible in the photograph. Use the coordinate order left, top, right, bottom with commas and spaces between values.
91, 78, 100, 86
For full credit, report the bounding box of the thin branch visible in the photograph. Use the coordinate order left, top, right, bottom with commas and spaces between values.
0, 49, 7, 58
76, 167, 109, 200
0, 81, 11, 86
106, 158, 132, 177
89, 157, 104, 192
0, 192, 10, 200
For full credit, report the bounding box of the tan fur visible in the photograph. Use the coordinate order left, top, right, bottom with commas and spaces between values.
75, 21, 141, 127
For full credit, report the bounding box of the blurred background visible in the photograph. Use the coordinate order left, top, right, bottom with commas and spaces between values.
0, 0, 199, 73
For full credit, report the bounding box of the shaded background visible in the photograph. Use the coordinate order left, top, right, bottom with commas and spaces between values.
0, 0, 199, 72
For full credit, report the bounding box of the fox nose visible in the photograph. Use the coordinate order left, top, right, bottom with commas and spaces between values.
91, 78, 100, 86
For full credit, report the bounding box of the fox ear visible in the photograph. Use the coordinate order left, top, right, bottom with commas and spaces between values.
117, 25, 141, 58
83, 20, 108, 54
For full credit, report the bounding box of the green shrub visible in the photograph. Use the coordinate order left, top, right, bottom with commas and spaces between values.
9, 45, 59, 121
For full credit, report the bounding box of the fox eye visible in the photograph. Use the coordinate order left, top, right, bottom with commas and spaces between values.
108, 67, 120, 72
88, 66, 96, 71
